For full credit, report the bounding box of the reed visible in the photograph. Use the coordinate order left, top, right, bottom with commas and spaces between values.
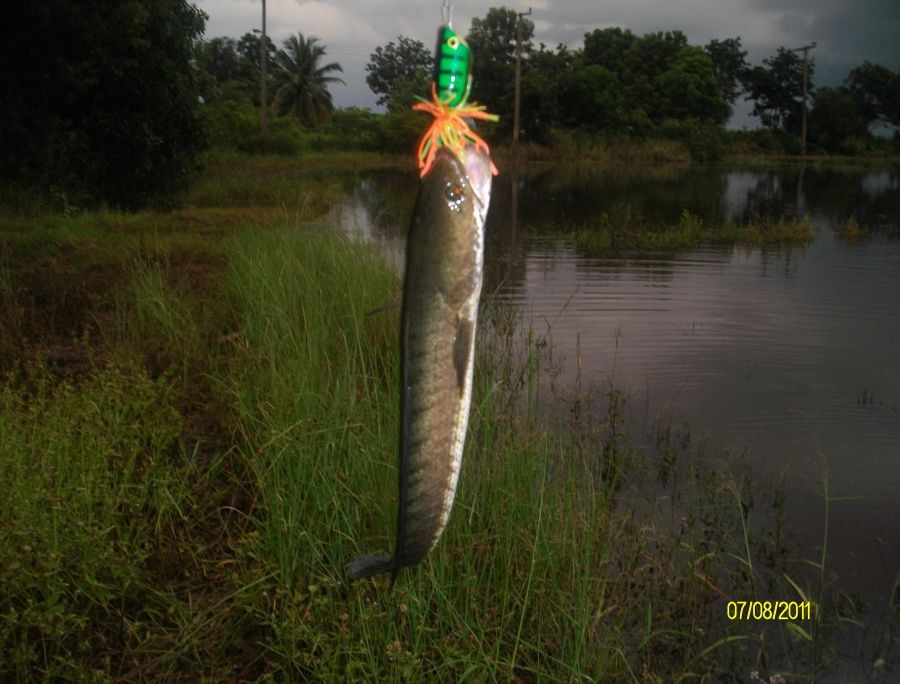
0, 163, 855, 680
570, 210, 814, 255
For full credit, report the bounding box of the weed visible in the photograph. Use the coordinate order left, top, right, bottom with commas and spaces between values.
0, 361, 184, 679
568, 210, 814, 256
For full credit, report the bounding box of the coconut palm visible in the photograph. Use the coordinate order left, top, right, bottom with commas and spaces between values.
272, 34, 345, 124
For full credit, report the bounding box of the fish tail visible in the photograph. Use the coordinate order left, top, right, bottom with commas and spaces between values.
346, 554, 393, 580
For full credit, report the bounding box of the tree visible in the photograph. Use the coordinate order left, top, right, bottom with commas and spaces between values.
616, 31, 690, 127
583, 27, 636, 73
236, 31, 277, 104
655, 47, 730, 125
366, 36, 433, 110
559, 64, 627, 131
467, 7, 531, 66
0, 0, 208, 208
704, 37, 748, 107
197, 32, 277, 105
466, 7, 533, 133
623, 31, 689, 84
742, 48, 812, 133
197, 37, 243, 102
516, 43, 573, 140
808, 87, 867, 153
200, 37, 242, 84
844, 61, 900, 131
559, 29, 729, 138
272, 34, 345, 125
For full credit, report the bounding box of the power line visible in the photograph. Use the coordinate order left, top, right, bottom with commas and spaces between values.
283, 0, 508, 11
532, 7, 597, 26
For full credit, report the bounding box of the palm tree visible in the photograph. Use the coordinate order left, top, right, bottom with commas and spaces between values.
272, 34, 345, 125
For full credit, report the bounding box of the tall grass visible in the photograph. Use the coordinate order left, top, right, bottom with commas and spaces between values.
1, 165, 859, 679
222, 226, 401, 675
570, 210, 815, 255
219, 225, 649, 678
498, 130, 693, 165
215, 224, 834, 680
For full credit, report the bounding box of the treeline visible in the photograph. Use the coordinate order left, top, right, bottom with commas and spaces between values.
365, 8, 899, 159
200, 17, 738, 160
2, 3, 898, 209
201, 9, 899, 164
196, 31, 415, 157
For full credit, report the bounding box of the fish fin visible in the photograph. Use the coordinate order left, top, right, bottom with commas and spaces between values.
346, 554, 393, 580
453, 316, 474, 396
365, 297, 401, 316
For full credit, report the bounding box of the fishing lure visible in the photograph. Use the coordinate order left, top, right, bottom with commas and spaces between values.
413, 25, 499, 177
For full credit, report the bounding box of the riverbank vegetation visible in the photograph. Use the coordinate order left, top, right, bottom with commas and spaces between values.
4, 4, 899, 211
1, 4, 895, 678
568, 211, 814, 255
1, 159, 890, 680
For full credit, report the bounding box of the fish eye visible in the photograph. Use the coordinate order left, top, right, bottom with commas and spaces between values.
445, 180, 466, 212
447, 36, 460, 50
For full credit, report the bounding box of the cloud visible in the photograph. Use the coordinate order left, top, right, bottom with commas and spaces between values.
196, 0, 900, 111
199, 0, 386, 50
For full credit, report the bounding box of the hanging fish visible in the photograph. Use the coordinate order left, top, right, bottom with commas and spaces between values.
347, 23, 498, 582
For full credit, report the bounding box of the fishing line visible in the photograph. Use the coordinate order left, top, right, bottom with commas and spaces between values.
441, 0, 453, 27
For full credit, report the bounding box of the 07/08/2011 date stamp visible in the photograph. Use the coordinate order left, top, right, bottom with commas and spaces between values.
726, 601, 814, 621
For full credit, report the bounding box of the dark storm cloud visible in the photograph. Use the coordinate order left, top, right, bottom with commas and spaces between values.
743, 0, 900, 83
198, 0, 900, 113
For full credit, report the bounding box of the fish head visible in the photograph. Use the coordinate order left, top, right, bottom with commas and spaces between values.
428, 148, 493, 229
460, 147, 493, 226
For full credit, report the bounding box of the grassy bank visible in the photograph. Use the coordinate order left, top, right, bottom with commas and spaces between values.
0, 161, 873, 680
496, 135, 695, 165
569, 210, 814, 255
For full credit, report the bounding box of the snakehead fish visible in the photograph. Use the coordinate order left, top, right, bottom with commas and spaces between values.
347, 22, 497, 582
347, 146, 493, 581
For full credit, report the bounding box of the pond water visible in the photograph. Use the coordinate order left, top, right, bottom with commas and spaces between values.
328, 161, 899, 668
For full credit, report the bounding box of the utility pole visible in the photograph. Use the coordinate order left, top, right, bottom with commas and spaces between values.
789, 42, 816, 161
260, 0, 268, 141
512, 7, 532, 154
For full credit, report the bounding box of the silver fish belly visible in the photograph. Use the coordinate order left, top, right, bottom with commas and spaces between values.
348, 147, 493, 581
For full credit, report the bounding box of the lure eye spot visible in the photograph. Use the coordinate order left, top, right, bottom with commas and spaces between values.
447, 36, 460, 50
445, 180, 467, 212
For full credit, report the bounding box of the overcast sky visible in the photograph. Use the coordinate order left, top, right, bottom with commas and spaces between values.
196, 0, 900, 128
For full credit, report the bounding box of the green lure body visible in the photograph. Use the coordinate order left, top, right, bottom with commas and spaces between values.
434, 25, 472, 107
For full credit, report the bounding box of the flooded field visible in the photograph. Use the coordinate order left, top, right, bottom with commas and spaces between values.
334, 162, 900, 673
